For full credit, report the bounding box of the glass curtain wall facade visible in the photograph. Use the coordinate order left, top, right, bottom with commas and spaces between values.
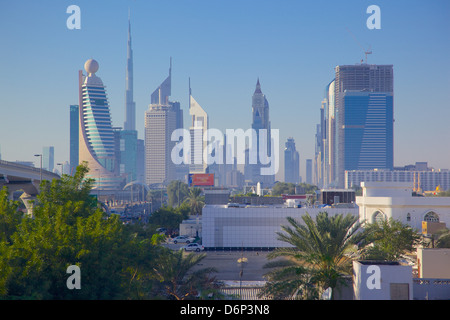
316, 64, 394, 188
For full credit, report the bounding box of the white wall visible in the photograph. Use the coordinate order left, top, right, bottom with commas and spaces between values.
202, 206, 359, 248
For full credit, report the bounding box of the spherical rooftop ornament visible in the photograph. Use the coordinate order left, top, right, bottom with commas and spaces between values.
84, 59, 99, 74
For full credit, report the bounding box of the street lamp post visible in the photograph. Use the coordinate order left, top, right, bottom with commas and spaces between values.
237, 251, 248, 300
34, 154, 42, 182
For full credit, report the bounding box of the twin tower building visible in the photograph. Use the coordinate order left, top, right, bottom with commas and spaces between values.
74, 17, 275, 191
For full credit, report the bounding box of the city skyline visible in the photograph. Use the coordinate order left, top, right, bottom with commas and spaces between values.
1, 1, 449, 181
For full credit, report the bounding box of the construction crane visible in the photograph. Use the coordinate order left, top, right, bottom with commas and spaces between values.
346, 27, 372, 64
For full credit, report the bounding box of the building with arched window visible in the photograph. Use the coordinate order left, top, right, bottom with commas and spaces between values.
356, 182, 450, 232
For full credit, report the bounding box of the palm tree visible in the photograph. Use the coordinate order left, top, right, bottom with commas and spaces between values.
261, 212, 365, 300
185, 187, 204, 216
152, 249, 219, 300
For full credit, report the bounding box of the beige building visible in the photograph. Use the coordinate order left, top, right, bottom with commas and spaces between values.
417, 248, 450, 279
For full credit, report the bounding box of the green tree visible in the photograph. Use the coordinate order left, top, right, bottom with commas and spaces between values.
185, 188, 204, 216
262, 212, 365, 300
167, 180, 189, 208
0, 187, 22, 244
359, 218, 421, 261
434, 228, 450, 248
0, 163, 161, 299
151, 249, 218, 300
148, 206, 188, 233
271, 182, 295, 196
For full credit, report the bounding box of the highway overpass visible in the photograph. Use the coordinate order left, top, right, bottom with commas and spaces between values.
0, 160, 61, 214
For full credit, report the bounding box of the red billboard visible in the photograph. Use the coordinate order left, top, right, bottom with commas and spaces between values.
189, 173, 214, 186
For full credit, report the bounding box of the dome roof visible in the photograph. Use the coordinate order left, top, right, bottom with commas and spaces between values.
84, 59, 99, 74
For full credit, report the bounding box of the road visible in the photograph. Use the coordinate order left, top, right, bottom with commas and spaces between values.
164, 242, 274, 281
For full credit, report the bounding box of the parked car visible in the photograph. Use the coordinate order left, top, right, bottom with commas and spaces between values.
172, 235, 196, 244
181, 243, 205, 252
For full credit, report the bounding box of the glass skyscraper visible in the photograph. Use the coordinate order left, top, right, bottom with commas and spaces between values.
316, 64, 394, 188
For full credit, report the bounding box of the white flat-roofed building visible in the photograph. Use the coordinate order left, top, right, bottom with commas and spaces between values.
356, 182, 450, 231
202, 204, 358, 249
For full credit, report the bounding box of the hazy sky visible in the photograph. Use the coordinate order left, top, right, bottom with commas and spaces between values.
0, 0, 449, 180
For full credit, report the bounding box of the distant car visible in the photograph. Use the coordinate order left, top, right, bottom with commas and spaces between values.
181, 243, 205, 252
172, 236, 196, 244
156, 227, 167, 234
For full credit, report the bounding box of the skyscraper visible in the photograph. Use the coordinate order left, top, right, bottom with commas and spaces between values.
318, 64, 394, 188
124, 13, 136, 132
284, 138, 299, 184
145, 60, 182, 185
189, 83, 208, 174
246, 79, 275, 186
306, 159, 312, 184
78, 59, 122, 190
43, 146, 54, 172
69, 104, 79, 175
120, 14, 139, 183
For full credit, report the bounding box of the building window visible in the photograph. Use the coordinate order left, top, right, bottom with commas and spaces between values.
406, 213, 411, 222
372, 210, 386, 224
424, 211, 439, 223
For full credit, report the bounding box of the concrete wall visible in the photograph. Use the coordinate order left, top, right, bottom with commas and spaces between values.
413, 279, 450, 300
353, 261, 413, 300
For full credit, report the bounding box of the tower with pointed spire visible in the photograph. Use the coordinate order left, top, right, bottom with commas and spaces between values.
245, 78, 275, 186
124, 10, 135, 131
119, 10, 140, 184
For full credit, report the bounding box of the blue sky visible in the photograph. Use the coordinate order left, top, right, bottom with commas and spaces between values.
0, 0, 449, 180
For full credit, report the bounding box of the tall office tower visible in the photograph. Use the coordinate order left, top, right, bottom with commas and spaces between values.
145, 105, 176, 185
284, 138, 299, 184
306, 159, 312, 184
189, 85, 208, 174
78, 59, 122, 190
69, 105, 79, 175
43, 146, 54, 172
247, 78, 275, 186
124, 14, 136, 131
334, 64, 394, 188
145, 60, 179, 185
